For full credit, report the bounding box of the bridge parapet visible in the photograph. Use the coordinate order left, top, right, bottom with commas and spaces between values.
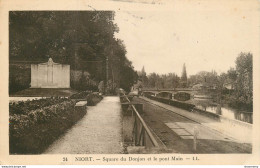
143, 90, 191, 101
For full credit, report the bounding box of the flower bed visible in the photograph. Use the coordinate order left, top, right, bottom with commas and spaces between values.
9, 99, 87, 154
9, 97, 69, 115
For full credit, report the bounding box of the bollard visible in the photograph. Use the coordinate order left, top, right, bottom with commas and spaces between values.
193, 126, 199, 152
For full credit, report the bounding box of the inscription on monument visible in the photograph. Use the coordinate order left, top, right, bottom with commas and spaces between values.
31, 58, 70, 88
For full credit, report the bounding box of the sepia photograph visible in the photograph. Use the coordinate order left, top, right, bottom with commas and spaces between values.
1, 0, 260, 165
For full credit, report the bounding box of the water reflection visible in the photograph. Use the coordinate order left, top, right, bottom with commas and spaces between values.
143, 91, 253, 124
190, 98, 253, 124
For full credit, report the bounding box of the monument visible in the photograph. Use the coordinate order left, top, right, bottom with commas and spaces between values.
31, 58, 70, 88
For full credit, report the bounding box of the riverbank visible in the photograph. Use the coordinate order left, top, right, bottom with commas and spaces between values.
132, 97, 251, 153
140, 96, 252, 144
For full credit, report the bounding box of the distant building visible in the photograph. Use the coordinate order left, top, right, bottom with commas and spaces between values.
192, 83, 204, 90
192, 83, 217, 90
223, 82, 234, 90
31, 58, 70, 88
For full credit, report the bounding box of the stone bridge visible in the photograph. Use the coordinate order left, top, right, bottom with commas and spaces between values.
141, 88, 197, 101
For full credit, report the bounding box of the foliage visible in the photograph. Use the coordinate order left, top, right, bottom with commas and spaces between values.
188, 70, 218, 88
9, 97, 69, 115
234, 53, 253, 104
70, 91, 92, 99
9, 99, 83, 154
9, 92, 104, 154
215, 53, 253, 111
10, 11, 115, 64
85, 93, 103, 106
180, 63, 188, 87
140, 72, 180, 89
106, 79, 117, 94
194, 52, 253, 111
70, 70, 98, 91
140, 52, 253, 112
9, 11, 136, 93
9, 65, 31, 94
70, 91, 103, 106
120, 64, 138, 92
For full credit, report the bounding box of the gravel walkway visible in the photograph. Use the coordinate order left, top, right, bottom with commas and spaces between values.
45, 96, 123, 154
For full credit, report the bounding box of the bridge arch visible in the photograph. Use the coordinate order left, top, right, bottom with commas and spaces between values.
174, 91, 191, 101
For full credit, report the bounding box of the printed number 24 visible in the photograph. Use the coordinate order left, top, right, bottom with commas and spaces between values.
63, 157, 68, 162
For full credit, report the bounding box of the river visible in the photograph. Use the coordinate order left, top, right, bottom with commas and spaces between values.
188, 98, 252, 124
143, 91, 253, 124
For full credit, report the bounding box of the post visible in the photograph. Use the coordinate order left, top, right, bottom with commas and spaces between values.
106, 55, 109, 94
193, 126, 199, 152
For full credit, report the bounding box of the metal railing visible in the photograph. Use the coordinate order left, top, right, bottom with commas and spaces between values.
120, 93, 159, 148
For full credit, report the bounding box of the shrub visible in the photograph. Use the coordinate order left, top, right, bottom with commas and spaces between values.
70, 91, 103, 106
70, 91, 92, 99
9, 99, 88, 154
9, 97, 69, 115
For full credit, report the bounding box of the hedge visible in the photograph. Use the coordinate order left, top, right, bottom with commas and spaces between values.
70, 91, 103, 106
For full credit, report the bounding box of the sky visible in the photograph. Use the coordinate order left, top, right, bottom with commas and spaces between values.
113, 0, 259, 77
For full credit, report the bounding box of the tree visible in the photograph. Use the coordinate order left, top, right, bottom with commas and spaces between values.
141, 66, 146, 76
226, 68, 237, 90
139, 66, 148, 86
143, 72, 180, 89
180, 63, 188, 87
188, 70, 218, 89
9, 11, 137, 93
234, 52, 253, 106
147, 73, 157, 88
218, 52, 253, 111
120, 65, 138, 92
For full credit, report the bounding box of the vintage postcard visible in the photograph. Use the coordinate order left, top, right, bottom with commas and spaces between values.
0, 0, 260, 165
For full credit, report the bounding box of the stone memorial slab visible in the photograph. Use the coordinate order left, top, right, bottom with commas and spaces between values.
31, 58, 70, 88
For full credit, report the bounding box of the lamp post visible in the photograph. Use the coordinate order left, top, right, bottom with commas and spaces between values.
106, 55, 109, 95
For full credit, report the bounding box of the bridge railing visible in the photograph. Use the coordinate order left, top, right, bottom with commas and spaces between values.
120, 93, 159, 148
